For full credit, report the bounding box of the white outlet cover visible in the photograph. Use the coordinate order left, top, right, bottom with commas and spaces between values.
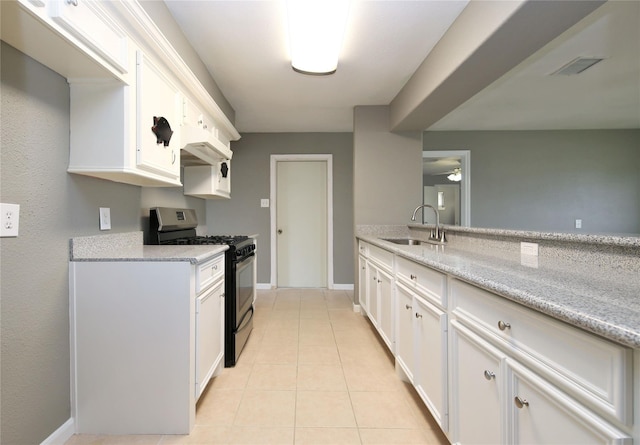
99, 207, 111, 230
520, 242, 539, 256
261, 199, 270, 208
0, 203, 20, 237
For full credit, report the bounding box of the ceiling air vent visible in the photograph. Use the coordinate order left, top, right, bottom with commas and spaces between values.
551, 57, 604, 76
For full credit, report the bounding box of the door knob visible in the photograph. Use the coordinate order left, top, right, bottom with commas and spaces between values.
277, 229, 283, 234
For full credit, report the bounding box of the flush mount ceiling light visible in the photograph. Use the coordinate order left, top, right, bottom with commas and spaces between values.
447, 168, 462, 182
286, 0, 351, 75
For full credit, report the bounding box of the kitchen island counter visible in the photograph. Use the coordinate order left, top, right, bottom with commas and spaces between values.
357, 229, 640, 349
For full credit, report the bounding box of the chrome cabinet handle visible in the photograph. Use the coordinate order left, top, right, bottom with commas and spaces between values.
498, 320, 511, 331
514, 396, 529, 409
484, 370, 496, 380
213, 265, 217, 270
172, 151, 176, 165
377, 279, 382, 283
410, 274, 417, 280
66, 0, 79, 5
405, 304, 412, 310
278, 229, 283, 234
415, 313, 423, 319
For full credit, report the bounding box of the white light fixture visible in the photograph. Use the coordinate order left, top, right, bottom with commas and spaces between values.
447, 168, 462, 182
286, 0, 351, 75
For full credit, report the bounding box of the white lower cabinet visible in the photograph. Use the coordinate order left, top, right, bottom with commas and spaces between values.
450, 319, 506, 444
413, 293, 448, 432
195, 279, 224, 400
356, 238, 635, 445
449, 279, 633, 445
507, 360, 631, 445
395, 279, 448, 433
395, 282, 415, 382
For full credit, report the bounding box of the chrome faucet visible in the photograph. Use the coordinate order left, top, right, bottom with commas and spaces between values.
411, 204, 444, 241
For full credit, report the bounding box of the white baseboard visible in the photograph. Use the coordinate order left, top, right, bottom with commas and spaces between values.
256, 283, 273, 290
256, 283, 354, 291
352, 303, 361, 313
333, 284, 354, 291
41, 418, 74, 445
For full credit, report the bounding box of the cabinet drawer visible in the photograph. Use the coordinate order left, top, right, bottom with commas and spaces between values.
196, 255, 225, 293
451, 279, 632, 425
369, 244, 393, 271
396, 256, 446, 308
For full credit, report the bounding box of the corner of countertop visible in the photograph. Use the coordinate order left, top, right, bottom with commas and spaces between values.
70, 232, 143, 261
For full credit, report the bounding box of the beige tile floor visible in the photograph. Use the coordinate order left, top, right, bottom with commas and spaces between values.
66, 289, 449, 445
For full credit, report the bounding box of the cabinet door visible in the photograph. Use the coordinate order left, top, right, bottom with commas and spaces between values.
450, 320, 504, 445
395, 282, 415, 382
49, 0, 129, 74
366, 261, 379, 328
376, 266, 394, 351
358, 255, 368, 315
195, 280, 224, 400
508, 360, 631, 445
136, 51, 181, 182
414, 295, 448, 432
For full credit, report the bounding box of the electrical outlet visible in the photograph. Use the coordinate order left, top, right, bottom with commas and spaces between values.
260, 199, 270, 208
99, 207, 111, 230
0, 203, 20, 237
520, 242, 538, 256
575, 219, 582, 229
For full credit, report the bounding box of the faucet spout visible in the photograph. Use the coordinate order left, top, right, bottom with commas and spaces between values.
411, 204, 442, 240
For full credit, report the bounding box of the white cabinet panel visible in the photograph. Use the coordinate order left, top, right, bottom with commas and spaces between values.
195, 280, 224, 400
450, 320, 504, 445
136, 51, 181, 182
508, 360, 631, 445
358, 255, 368, 314
49, 0, 128, 74
414, 295, 448, 432
395, 282, 415, 382
376, 266, 394, 351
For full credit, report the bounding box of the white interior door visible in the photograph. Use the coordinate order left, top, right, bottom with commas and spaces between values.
276, 160, 327, 287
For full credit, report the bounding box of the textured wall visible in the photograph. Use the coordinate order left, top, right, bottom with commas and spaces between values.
205, 133, 354, 286
0, 42, 142, 444
424, 130, 640, 234
0, 42, 210, 444
353, 106, 423, 226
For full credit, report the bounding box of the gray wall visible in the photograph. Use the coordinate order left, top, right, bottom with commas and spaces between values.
0, 43, 205, 444
205, 133, 354, 286
353, 106, 423, 225
424, 130, 640, 234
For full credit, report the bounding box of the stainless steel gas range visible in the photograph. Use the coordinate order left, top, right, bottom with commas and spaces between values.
149, 207, 255, 367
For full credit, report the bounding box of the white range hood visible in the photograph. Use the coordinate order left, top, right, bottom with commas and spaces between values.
180, 125, 232, 165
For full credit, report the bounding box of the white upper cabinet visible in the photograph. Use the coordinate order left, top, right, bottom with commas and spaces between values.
49, 0, 129, 75
1, 0, 241, 190
1, 0, 130, 81
136, 51, 181, 182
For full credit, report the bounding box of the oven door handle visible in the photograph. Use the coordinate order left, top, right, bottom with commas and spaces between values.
236, 251, 255, 267
234, 305, 254, 334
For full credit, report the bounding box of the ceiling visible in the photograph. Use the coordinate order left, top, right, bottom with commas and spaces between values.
164, 0, 640, 133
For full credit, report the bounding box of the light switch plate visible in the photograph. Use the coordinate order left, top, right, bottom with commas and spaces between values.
575, 219, 582, 229
0, 203, 20, 237
260, 199, 270, 208
99, 207, 111, 230
520, 242, 538, 256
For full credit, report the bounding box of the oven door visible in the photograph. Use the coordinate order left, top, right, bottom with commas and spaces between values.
233, 252, 255, 363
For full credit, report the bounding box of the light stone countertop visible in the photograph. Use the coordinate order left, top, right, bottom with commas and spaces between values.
358, 234, 640, 349
70, 231, 228, 264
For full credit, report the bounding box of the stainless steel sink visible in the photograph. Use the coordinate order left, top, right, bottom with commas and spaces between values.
382, 238, 444, 246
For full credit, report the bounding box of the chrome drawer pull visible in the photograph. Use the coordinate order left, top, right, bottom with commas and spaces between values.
415, 312, 423, 319
514, 396, 529, 409
410, 274, 417, 280
405, 304, 412, 310
498, 320, 511, 331
483, 370, 496, 380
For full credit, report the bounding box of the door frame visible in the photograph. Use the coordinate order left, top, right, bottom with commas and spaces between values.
422, 150, 471, 227
270, 154, 334, 289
